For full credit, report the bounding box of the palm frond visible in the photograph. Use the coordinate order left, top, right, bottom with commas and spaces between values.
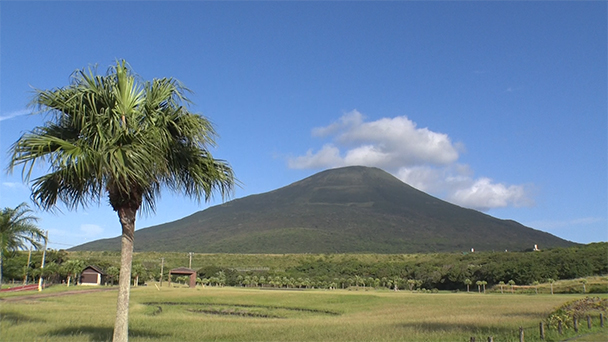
0, 203, 45, 253
8, 59, 236, 215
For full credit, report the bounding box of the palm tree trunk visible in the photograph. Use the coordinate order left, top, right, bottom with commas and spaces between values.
113, 207, 136, 342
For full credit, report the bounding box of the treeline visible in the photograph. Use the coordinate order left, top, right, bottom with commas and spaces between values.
2, 243, 605, 291
277, 243, 606, 291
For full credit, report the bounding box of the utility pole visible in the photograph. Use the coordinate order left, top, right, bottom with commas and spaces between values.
38, 230, 48, 291
160, 258, 164, 287
23, 246, 32, 285
188, 252, 193, 269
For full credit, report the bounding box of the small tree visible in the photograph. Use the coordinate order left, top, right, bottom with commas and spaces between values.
508, 280, 515, 293
392, 277, 400, 291
464, 278, 472, 293
61, 259, 86, 287
106, 266, 119, 285
217, 271, 226, 287
131, 264, 146, 287
547, 278, 554, 295
532, 281, 540, 294
581, 279, 587, 293
498, 281, 505, 294
481, 280, 487, 294
476, 280, 482, 293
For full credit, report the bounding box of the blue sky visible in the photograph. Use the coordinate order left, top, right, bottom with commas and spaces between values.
1, 1, 606, 250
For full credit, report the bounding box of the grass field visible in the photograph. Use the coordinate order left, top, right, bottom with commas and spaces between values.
1, 286, 606, 342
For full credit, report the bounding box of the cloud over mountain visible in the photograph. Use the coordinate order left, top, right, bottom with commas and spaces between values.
288, 110, 533, 211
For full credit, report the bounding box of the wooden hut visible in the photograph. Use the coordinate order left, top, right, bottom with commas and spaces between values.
168, 267, 197, 288
80, 265, 105, 286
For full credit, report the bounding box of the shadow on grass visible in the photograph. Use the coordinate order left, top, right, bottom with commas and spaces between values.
143, 301, 341, 316
0, 311, 46, 325
48, 326, 169, 342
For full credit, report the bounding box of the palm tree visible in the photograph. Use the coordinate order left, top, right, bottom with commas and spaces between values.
464, 278, 472, 293
498, 281, 505, 294
508, 279, 516, 293
547, 278, 554, 295
8, 60, 235, 342
131, 263, 146, 287
61, 259, 86, 286
0, 203, 46, 287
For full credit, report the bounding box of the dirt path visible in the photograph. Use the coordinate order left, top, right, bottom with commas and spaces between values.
0, 287, 117, 302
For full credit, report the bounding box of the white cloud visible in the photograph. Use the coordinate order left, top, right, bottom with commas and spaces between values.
447, 178, 532, 211
2, 182, 27, 189
290, 110, 459, 170
289, 110, 534, 211
0, 109, 29, 122
288, 144, 344, 169
80, 224, 104, 237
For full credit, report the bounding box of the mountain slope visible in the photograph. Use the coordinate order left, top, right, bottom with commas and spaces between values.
71, 166, 575, 253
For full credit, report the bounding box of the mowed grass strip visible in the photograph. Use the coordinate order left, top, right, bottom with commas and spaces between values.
0, 286, 604, 342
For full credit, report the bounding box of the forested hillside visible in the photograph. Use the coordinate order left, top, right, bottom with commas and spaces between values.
71, 166, 575, 253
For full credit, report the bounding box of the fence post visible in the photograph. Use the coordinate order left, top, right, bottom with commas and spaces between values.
574, 316, 578, 333
539, 322, 545, 340
519, 326, 524, 342
558, 320, 563, 335
487, 337, 493, 342
470, 337, 475, 342
587, 315, 591, 329
601, 313, 604, 328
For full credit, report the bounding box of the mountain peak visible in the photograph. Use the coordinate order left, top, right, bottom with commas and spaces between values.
71, 166, 575, 253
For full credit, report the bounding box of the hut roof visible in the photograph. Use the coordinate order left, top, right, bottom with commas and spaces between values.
169, 267, 196, 274
82, 265, 106, 275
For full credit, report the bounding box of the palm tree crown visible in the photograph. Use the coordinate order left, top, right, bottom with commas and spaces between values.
1, 203, 43, 250
9, 60, 234, 214
0, 202, 45, 286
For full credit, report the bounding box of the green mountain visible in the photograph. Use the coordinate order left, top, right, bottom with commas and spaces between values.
71, 166, 575, 253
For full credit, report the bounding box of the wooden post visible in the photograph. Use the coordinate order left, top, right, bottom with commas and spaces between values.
558, 320, 563, 335
470, 337, 475, 342
573, 316, 578, 332
539, 322, 545, 340
601, 313, 604, 328
487, 337, 493, 342
519, 326, 524, 342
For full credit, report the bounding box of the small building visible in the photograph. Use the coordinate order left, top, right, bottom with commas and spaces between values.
80, 265, 106, 286
168, 267, 197, 288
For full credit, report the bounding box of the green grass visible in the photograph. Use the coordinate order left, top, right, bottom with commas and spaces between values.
1, 285, 606, 342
